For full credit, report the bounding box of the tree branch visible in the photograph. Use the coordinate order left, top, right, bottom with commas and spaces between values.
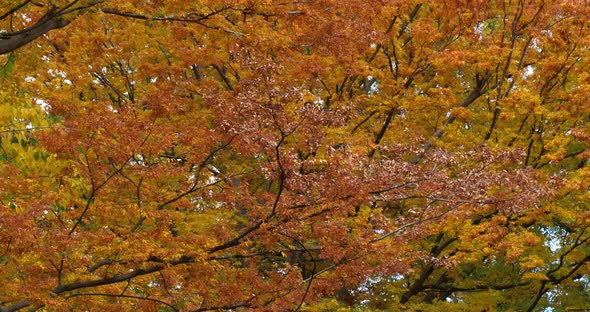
0, 1, 32, 22
52, 255, 195, 294
0, 13, 70, 55
0, 300, 34, 312
65, 293, 178, 311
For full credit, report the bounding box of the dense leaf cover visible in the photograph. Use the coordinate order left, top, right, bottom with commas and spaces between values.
0, 1, 589, 311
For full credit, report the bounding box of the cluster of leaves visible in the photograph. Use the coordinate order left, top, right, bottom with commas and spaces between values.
0, 0, 589, 311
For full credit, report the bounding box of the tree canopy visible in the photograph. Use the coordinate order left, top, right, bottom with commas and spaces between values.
0, 0, 589, 311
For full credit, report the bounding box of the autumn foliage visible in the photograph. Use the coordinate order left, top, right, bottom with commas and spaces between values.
0, 0, 589, 311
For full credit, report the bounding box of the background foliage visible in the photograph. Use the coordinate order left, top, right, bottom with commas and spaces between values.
0, 0, 589, 311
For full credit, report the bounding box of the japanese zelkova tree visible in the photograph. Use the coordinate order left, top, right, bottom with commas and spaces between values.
0, 0, 589, 311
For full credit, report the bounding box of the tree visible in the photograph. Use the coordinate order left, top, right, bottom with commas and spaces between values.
0, 0, 587, 311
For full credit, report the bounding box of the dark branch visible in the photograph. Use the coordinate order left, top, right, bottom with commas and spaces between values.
0, 300, 34, 312
0, 13, 70, 55
52, 255, 194, 294
99, 6, 231, 29
65, 293, 178, 311
0, 0, 32, 21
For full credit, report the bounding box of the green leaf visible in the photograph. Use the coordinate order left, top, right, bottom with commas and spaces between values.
0, 53, 15, 79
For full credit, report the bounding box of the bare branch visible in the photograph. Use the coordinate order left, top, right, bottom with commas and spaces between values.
0, 1, 32, 21
65, 293, 178, 311
0, 299, 34, 312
